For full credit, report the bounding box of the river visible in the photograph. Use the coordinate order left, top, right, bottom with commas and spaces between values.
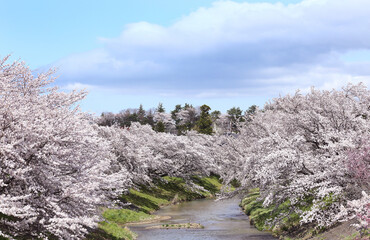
131, 198, 277, 240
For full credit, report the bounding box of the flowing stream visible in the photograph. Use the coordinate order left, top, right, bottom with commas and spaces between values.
131, 198, 277, 240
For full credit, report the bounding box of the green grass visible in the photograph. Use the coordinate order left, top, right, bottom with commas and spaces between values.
240, 189, 349, 239
343, 232, 360, 240
119, 175, 222, 213
86, 209, 148, 240
102, 209, 154, 224
98, 222, 137, 240
191, 175, 223, 195
241, 191, 262, 215
123, 189, 170, 213
240, 189, 301, 233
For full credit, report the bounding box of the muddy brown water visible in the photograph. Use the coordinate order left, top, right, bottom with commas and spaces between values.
131, 198, 277, 240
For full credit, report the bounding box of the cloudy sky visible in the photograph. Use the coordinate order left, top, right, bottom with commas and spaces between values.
1, 0, 370, 113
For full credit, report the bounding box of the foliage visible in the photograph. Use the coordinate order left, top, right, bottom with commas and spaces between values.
175, 104, 199, 135
119, 176, 222, 213
98, 107, 155, 129
153, 111, 175, 133
156, 103, 165, 113
195, 104, 213, 135
246, 105, 257, 115
0, 56, 130, 239
96, 102, 241, 135
210, 110, 221, 121
137, 104, 146, 124
154, 121, 165, 133
220, 83, 370, 230
96, 103, 233, 135
227, 107, 244, 133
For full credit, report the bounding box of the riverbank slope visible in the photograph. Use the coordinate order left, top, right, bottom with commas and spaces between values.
87, 175, 222, 240
240, 189, 367, 240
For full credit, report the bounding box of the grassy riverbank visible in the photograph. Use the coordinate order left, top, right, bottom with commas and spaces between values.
90, 175, 222, 240
240, 189, 366, 240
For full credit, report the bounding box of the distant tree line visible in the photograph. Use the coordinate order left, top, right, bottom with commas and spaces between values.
97, 103, 257, 135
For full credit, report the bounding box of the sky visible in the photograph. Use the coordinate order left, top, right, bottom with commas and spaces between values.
1, 0, 370, 114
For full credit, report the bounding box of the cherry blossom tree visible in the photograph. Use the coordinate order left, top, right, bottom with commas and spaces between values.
219, 83, 370, 227
153, 111, 176, 133
99, 123, 217, 184
212, 113, 230, 135
346, 140, 370, 233
175, 106, 199, 134
0, 56, 130, 239
347, 139, 369, 189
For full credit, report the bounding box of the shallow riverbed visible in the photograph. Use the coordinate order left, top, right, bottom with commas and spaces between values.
131, 198, 277, 240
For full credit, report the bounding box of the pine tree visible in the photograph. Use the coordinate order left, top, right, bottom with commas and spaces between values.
195, 104, 213, 135
157, 102, 165, 113
155, 103, 166, 132
227, 107, 244, 133
155, 121, 165, 132
138, 104, 146, 124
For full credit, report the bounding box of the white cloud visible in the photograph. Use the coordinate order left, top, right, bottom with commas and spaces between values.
57, 0, 370, 98
62, 82, 95, 91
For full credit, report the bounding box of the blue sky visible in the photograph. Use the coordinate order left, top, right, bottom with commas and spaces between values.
1, 0, 370, 114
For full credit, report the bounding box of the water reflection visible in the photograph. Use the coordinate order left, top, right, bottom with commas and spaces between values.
131, 198, 277, 240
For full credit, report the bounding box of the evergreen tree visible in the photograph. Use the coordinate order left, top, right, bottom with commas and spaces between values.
171, 104, 183, 135
155, 121, 165, 132
127, 112, 138, 123
137, 104, 146, 124
146, 109, 155, 127
157, 102, 165, 113
195, 104, 213, 135
155, 103, 166, 132
171, 104, 182, 120
247, 105, 257, 115
211, 110, 221, 121
227, 107, 243, 122
245, 105, 258, 122
227, 107, 244, 133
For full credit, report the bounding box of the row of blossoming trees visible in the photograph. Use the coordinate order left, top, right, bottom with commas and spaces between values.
217, 83, 369, 231
0, 56, 369, 239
